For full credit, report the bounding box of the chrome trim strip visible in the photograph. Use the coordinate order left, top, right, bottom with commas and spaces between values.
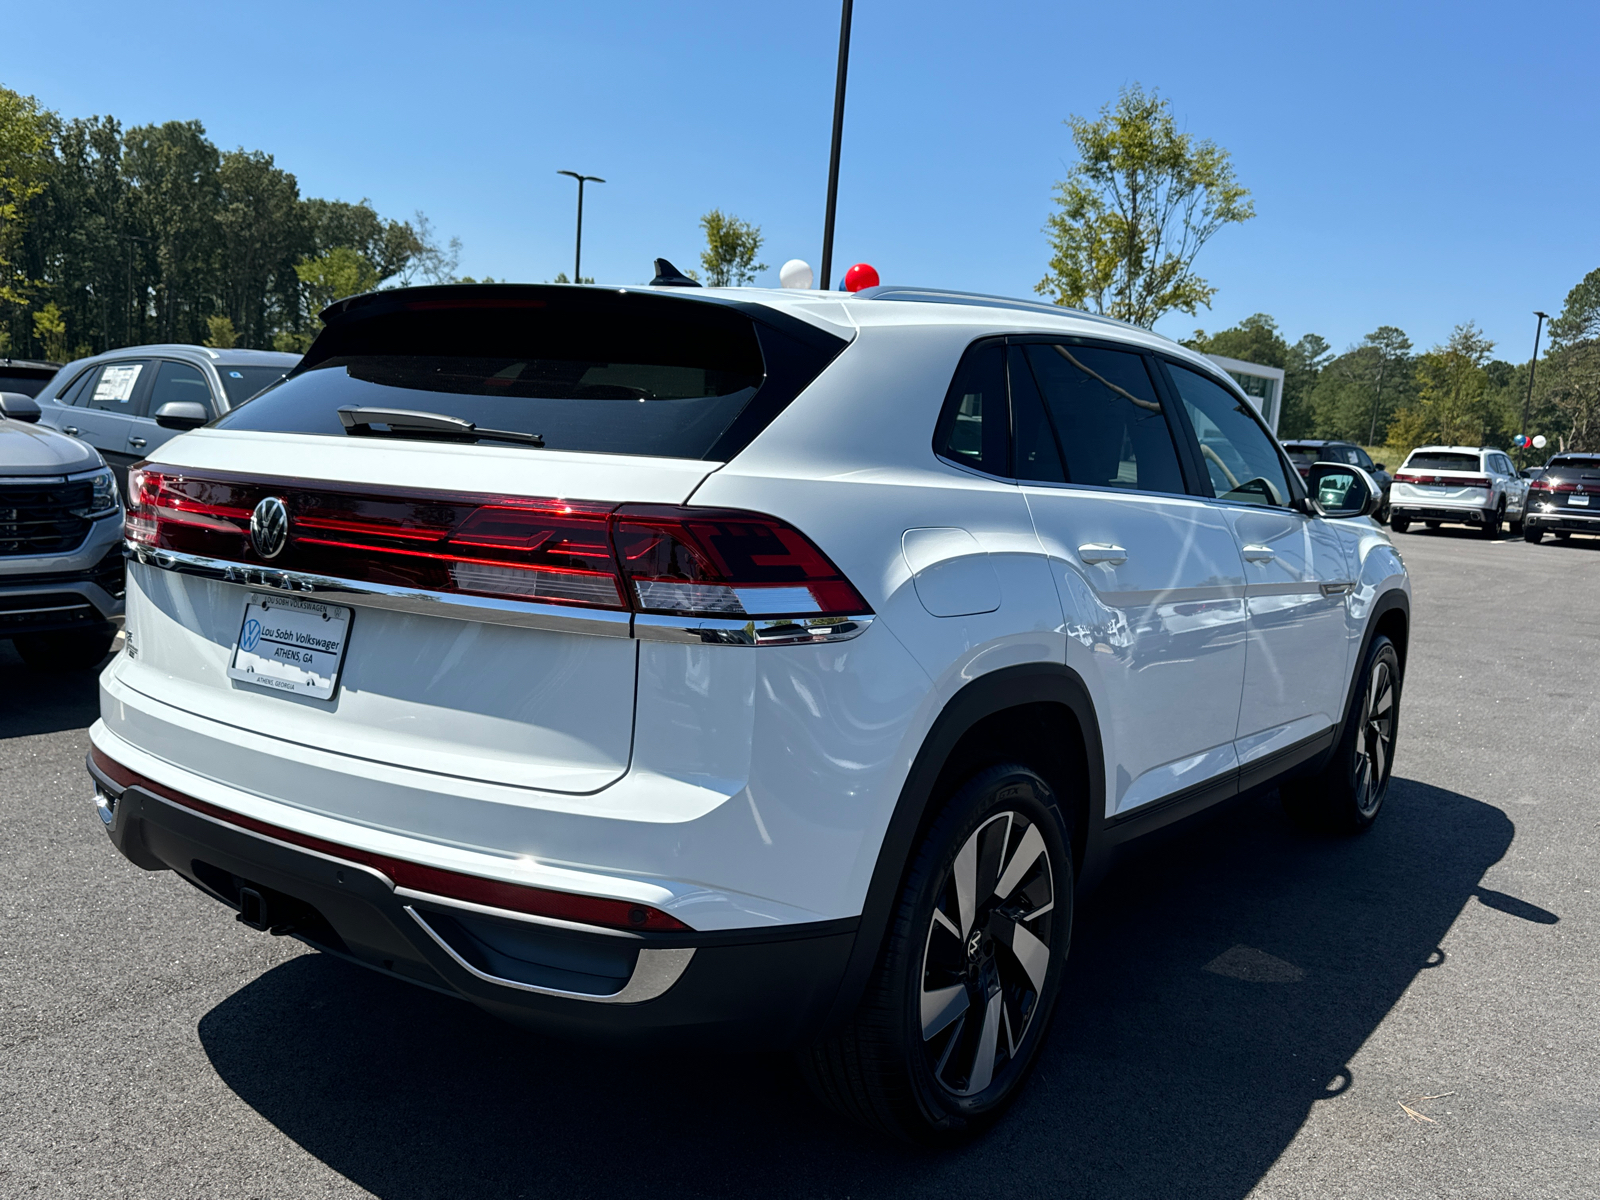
394, 886, 644, 940
631, 612, 874, 646
404, 905, 695, 1003
128, 545, 633, 638
132, 544, 874, 646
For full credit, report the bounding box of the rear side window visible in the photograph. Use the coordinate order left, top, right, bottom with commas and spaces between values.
933, 342, 1009, 474
1019, 343, 1185, 494
86, 360, 151, 415
1406, 451, 1480, 472
215, 289, 844, 461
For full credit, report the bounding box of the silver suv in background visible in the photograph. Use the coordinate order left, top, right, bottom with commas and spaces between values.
35, 346, 299, 488
0, 391, 124, 668
1389, 446, 1527, 537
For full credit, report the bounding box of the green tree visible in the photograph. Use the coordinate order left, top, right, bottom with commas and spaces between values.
1281, 333, 1333, 438
1537, 268, 1600, 450
203, 314, 237, 348
1309, 328, 1416, 443
122, 120, 222, 343
1185, 312, 1288, 367
1387, 323, 1502, 450
215, 148, 304, 350
699, 209, 765, 287
31, 299, 67, 360
0, 86, 51, 329
277, 247, 379, 351
1037, 84, 1254, 327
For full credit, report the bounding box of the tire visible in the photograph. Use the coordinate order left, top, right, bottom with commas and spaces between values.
1481, 504, 1502, 539
1524, 523, 1543, 544
1554, 530, 1571, 542
1389, 516, 1411, 533
1509, 518, 1523, 536
1282, 635, 1401, 834
12, 627, 117, 671
802, 763, 1073, 1144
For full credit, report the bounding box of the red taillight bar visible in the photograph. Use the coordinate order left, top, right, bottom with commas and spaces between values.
1393, 472, 1493, 490
90, 747, 688, 933
125, 466, 872, 620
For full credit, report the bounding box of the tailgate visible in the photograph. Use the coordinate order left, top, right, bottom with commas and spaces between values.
115, 431, 718, 793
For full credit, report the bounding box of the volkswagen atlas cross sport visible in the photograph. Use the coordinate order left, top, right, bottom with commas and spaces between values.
89, 281, 1411, 1143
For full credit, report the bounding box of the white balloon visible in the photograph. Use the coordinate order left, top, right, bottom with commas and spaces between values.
1533, 435, 1547, 448
779, 259, 814, 290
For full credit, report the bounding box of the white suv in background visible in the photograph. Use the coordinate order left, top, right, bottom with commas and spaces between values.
1389, 445, 1527, 536
89, 282, 1410, 1142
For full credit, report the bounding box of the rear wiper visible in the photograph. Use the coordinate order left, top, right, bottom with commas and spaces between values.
336, 405, 544, 448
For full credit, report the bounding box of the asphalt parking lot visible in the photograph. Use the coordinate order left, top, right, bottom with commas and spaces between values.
3, 526, 1596, 1199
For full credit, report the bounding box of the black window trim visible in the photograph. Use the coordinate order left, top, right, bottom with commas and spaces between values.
930, 335, 1015, 482
150, 357, 221, 419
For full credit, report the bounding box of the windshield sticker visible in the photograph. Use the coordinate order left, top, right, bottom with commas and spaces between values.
93, 363, 144, 404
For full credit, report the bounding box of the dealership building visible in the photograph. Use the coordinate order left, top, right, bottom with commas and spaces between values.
1206, 354, 1286, 434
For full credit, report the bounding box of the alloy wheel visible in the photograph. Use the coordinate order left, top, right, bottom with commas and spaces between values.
1354, 658, 1397, 817
919, 811, 1054, 1097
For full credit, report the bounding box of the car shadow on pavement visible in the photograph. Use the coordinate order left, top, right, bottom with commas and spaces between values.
199, 778, 1518, 1200
0, 641, 108, 738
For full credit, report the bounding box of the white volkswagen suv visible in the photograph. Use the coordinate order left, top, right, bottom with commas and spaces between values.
89, 282, 1410, 1142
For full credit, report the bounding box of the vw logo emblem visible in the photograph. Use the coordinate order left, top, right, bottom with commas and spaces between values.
250, 496, 290, 559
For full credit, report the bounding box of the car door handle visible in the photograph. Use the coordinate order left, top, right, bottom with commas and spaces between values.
63, 426, 78, 436
1241, 545, 1275, 562
1078, 543, 1128, 566
1320, 582, 1354, 596
128, 437, 147, 448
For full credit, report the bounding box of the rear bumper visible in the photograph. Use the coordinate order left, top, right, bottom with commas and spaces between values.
1390, 503, 1492, 523
89, 751, 855, 1049
1525, 508, 1600, 533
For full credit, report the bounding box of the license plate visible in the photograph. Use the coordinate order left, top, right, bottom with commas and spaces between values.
1572, 495, 1590, 506
227, 593, 352, 700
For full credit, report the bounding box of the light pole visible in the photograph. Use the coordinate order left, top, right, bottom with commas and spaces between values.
557, 170, 604, 284
819, 0, 853, 289
1519, 310, 1549, 465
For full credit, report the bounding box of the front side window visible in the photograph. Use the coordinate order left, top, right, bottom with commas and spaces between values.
933, 342, 1008, 474
1166, 363, 1294, 507
1016, 343, 1185, 493
149, 361, 215, 415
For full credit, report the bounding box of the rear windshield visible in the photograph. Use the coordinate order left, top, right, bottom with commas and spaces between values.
1548, 455, 1600, 470
1405, 452, 1480, 472
215, 288, 842, 461
0, 371, 54, 397
1281, 444, 1321, 456
217, 365, 292, 407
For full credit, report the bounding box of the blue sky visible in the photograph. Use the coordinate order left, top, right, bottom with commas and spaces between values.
8, 0, 1598, 360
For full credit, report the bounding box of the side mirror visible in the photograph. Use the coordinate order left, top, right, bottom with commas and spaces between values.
1306, 461, 1380, 520
1374, 463, 1386, 472
0, 391, 42, 422
153, 400, 209, 430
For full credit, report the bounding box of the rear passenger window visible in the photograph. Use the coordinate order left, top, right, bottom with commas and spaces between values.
59, 368, 97, 406
86, 360, 150, 415
1016, 343, 1185, 494
934, 342, 1008, 475
1166, 363, 1294, 507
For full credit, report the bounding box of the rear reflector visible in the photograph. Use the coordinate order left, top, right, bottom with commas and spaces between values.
90, 746, 689, 933
125, 466, 871, 620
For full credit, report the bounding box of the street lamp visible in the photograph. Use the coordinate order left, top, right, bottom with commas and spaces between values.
1519, 310, 1549, 465
819, 0, 853, 289
556, 170, 604, 284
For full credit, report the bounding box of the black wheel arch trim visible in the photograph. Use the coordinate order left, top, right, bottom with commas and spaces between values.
1322, 586, 1410, 775
817, 661, 1106, 1033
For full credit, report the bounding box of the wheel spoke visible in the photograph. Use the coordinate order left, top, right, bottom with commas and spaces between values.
993, 823, 1045, 902
954, 832, 978, 936
966, 990, 1003, 1094
993, 913, 1050, 993
921, 983, 970, 1041
932, 906, 961, 940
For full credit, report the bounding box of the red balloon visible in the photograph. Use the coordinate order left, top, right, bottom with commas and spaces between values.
844, 262, 880, 292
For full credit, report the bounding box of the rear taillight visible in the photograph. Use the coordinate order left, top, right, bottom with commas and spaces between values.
1528, 478, 1551, 493
1393, 472, 1424, 485
1463, 475, 1493, 492
612, 507, 867, 618
124, 468, 871, 620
